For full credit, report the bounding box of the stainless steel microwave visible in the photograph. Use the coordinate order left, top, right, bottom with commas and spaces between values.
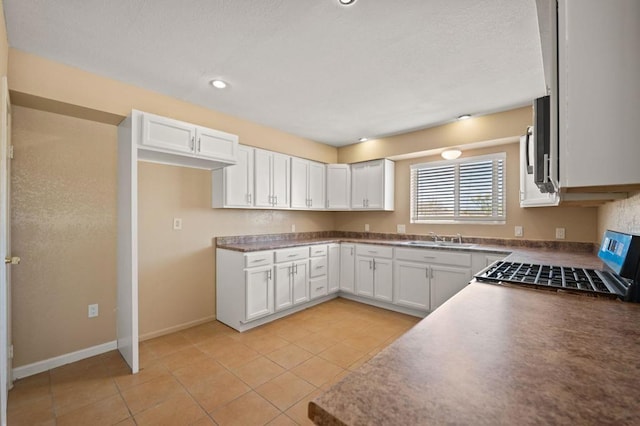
525, 95, 557, 194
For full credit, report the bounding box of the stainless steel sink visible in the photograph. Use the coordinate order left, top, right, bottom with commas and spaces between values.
401, 241, 477, 248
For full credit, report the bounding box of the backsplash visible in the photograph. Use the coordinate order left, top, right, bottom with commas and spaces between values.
598, 191, 640, 239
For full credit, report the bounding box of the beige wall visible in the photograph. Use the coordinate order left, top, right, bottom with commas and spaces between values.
11, 106, 118, 366
334, 143, 598, 242
597, 192, 640, 241
138, 162, 334, 339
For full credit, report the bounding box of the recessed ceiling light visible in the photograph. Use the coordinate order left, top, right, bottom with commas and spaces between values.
210, 79, 228, 89
339, 0, 357, 5
457, 114, 472, 120
441, 149, 462, 160
359, 137, 368, 142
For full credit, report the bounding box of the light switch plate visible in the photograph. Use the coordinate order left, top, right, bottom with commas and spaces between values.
555, 227, 566, 239
514, 226, 523, 237
397, 224, 406, 234
88, 304, 99, 318
173, 218, 182, 230
364, 224, 370, 232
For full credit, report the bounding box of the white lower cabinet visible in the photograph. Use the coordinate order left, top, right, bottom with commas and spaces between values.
355, 244, 394, 302
245, 264, 275, 322
394, 261, 430, 311
339, 244, 356, 293
327, 244, 340, 293
429, 265, 472, 311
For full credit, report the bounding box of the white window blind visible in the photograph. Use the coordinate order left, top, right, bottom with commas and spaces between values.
410, 153, 506, 223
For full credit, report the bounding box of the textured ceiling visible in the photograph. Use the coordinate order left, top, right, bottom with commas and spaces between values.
4, 0, 545, 146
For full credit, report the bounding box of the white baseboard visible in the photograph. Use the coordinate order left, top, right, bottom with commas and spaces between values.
139, 315, 216, 341
12, 340, 117, 380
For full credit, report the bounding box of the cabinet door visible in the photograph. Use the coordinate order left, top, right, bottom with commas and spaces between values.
326, 164, 351, 210
274, 264, 293, 312
254, 149, 273, 207
430, 266, 471, 312
245, 266, 274, 321
373, 258, 393, 302
195, 126, 238, 162
351, 162, 368, 209
290, 157, 309, 209
327, 244, 340, 293
292, 261, 309, 305
271, 153, 290, 208
141, 113, 195, 154
366, 160, 385, 209
356, 256, 375, 298
223, 145, 254, 207
394, 261, 430, 311
340, 244, 355, 293
308, 161, 326, 209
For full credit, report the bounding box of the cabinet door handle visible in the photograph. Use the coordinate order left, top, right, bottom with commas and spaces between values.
315, 265, 323, 269
275, 195, 278, 205
369, 260, 372, 270
363, 198, 366, 207
373, 258, 376, 271
197, 137, 202, 152
316, 286, 324, 291
267, 270, 272, 280
287, 254, 297, 258
423, 255, 435, 259
368, 250, 377, 254
294, 264, 298, 274
190, 136, 195, 151
247, 193, 252, 204
350, 247, 354, 256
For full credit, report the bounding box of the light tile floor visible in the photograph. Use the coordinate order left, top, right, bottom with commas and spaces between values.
8, 298, 420, 425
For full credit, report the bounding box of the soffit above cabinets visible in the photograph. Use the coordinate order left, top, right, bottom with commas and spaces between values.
4, 0, 545, 146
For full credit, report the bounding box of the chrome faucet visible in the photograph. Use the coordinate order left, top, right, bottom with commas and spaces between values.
428, 232, 440, 242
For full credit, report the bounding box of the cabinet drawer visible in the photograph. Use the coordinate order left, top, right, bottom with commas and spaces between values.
244, 251, 273, 268
309, 245, 327, 257
356, 244, 393, 259
395, 248, 471, 267
310, 277, 328, 299
309, 257, 327, 278
275, 247, 308, 263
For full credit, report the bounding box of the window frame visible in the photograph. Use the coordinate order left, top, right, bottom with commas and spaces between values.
409, 152, 507, 225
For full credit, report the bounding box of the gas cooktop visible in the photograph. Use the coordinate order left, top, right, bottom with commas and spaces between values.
474, 230, 640, 302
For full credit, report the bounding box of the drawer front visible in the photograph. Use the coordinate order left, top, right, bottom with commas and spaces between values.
395, 247, 471, 267
356, 244, 393, 259
310, 277, 328, 299
244, 251, 273, 268
309, 245, 328, 257
275, 247, 308, 263
309, 256, 327, 278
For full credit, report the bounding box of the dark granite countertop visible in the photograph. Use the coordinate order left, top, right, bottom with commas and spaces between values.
215, 232, 603, 269
309, 283, 640, 425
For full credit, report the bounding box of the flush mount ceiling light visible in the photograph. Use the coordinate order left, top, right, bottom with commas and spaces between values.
210, 79, 228, 89
457, 114, 472, 120
441, 149, 462, 160
358, 137, 368, 142
339, 0, 357, 5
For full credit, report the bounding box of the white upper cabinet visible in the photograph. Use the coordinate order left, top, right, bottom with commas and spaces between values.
351, 159, 394, 211
254, 149, 290, 208
291, 158, 326, 210
212, 144, 254, 208
137, 110, 238, 170
326, 164, 351, 210
557, 0, 640, 189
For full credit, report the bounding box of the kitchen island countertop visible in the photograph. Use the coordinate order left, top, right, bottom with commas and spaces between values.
309, 283, 640, 425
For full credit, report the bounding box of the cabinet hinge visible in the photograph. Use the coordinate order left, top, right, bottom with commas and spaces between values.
9, 145, 14, 159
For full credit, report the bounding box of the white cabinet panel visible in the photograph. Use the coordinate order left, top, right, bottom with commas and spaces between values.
141, 113, 195, 155
212, 144, 254, 208
356, 256, 375, 298
327, 244, 340, 293
326, 164, 351, 210
351, 159, 394, 211
275, 264, 293, 312
196, 126, 237, 162
308, 161, 326, 209
292, 261, 309, 305
254, 149, 273, 207
272, 152, 291, 208
290, 157, 309, 209
430, 266, 471, 311
340, 244, 356, 293
310, 277, 328, 299
309, 256, 327, 278
373, 258, 393, 302
394, 261, 430, 311
245, 265, 274, 321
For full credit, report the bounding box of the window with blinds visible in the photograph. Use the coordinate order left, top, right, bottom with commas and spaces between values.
410, 153, 506, 223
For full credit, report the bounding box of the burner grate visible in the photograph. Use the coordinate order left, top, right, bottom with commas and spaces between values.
476, 261, 616, 295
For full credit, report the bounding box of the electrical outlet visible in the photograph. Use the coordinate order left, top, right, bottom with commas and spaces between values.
291, 224, 296, 233
88, 304, 99, 318
514, 226, 523, 237
397, 224, 406, 234
364, 224, 370, 232
555, 227, 566, 239
173, 218, 182, 230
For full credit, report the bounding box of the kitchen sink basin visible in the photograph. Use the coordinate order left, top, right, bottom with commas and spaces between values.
402, 241, 477, 248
